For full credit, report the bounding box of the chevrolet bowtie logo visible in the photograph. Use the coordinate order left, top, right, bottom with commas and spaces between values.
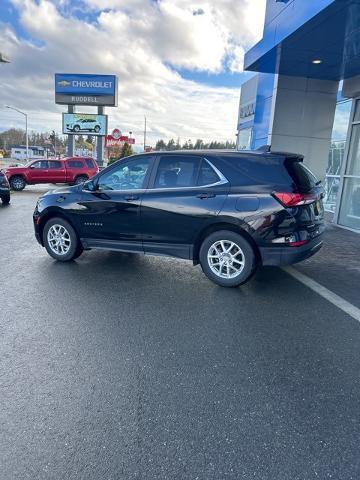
58, 80, 71, 87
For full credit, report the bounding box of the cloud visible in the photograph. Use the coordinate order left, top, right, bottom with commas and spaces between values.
0, 0, 266, 144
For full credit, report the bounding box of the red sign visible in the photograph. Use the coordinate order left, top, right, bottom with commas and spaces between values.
105, 136, 121, 147
112, 128, 121, 140
105, 135, 136, 147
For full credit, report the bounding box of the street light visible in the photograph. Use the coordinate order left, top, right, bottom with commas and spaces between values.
5, 105, 29, 161
0, 52, 10, 63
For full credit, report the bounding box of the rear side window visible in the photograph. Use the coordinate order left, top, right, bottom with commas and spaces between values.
85, 158, 95, 168
48, 161, 62, 168
154, 155, 200, 188
197, 161, 220, 186
286, 161, 317, 192
67, 160, 84, 168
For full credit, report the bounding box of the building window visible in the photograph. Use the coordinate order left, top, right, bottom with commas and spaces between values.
337, 99, 360, 230
324, 100, 352, 212
237, 128, 252, 150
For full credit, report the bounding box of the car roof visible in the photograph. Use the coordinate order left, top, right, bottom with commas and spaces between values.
62, 156, 94, 160
137, 149, 301, 158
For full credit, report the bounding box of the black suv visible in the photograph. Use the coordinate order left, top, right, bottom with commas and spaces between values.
33, 149, 324, 287
0, 170, 10, 204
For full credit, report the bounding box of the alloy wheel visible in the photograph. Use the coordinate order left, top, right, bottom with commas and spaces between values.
207, 240, 245, 279
47, 224, 71, 256
12, 178, 24, 190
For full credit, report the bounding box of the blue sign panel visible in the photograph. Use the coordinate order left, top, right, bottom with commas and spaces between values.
55, 73, 116, 96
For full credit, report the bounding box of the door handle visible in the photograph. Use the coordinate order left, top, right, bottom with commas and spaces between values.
197, 192, 216, 199
124, 195, 139, 202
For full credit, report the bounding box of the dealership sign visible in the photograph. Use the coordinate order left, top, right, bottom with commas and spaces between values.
62, 113, 108, 136
240, 102, 256, 119
55, 73, 118, 106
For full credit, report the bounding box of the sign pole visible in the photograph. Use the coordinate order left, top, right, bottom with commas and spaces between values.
96, 106, 104, 167
67, 105, 75, 157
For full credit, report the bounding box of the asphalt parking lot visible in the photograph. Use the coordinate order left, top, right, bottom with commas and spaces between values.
1, 190, 360, 480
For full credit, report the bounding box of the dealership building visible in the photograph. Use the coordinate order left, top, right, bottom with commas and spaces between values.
237, 0, 360, 232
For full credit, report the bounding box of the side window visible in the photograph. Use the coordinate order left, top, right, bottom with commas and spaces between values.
98, 157, 153, 191
197, 160, 220, 186
68, 160, 84, 168
31, 161, 48, 169
48, 161, 62, 169
85, 159, 95, 168
154, 155, 200, 188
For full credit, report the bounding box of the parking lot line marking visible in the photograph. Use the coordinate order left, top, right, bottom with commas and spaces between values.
282, 266, 360, 323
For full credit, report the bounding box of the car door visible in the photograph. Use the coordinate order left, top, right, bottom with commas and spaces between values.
76, 155, 156, 251
28, 160, 49, 183
47, 160, 66, 183
140, 154, 230, 259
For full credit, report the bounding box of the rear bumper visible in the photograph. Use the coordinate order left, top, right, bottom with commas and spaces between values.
260, 235, 323, 266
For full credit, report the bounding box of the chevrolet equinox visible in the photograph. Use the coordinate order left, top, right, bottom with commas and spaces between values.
33, 149, 325, 287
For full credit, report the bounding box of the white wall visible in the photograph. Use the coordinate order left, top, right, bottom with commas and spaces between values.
268, 75, 339, 179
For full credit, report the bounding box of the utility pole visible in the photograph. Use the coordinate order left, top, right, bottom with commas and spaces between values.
144, 116, 147, 152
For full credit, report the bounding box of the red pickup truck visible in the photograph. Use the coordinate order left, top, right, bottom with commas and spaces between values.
5, 157, 99, 191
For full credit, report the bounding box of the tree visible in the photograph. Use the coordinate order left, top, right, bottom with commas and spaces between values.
166, 138, 176, 151
121, 135, 231, 153
108, 146, 122, 165
120, 142, 133, 158
155, 139, 167, 151
194, 139, 204, 149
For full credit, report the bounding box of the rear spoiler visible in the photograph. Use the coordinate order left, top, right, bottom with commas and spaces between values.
256, 145, 304, 161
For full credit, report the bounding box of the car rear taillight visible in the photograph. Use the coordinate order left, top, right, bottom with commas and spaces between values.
289, 240, 307, 247
272, 192, 317, 207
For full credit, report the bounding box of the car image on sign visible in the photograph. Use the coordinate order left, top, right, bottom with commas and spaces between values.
63, 113, 107, 136
66, 118, 101, 133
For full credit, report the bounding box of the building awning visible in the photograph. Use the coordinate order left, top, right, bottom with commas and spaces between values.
244, 0, 360, 81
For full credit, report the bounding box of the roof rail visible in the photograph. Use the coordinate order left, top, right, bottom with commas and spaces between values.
256, 145, 271, 153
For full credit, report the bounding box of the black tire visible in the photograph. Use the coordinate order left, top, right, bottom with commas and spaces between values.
94, 125, 100, 133
199, 230, 257, 287
74, 125, 80, 132
74, 175, 88, 185
1, 194, 10, 204
10, 176, 26, 191
43, 217, 83, 262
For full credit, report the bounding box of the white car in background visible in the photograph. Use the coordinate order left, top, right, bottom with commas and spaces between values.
66, 118, 101, 133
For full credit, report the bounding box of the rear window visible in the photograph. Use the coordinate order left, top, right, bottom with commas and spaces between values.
67, 160, 84, 168
217, 154, 291, 186
286, 161, 317, 192
85, 158, 95, 168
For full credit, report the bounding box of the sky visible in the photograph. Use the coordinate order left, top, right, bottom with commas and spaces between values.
0, 0, 266, 147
